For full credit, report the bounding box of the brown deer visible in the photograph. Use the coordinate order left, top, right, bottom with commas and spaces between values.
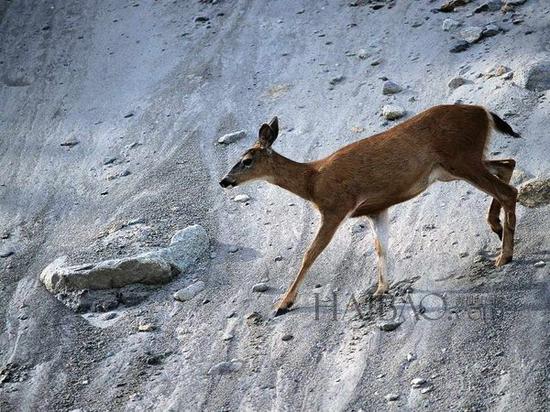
220, 104, 520, 316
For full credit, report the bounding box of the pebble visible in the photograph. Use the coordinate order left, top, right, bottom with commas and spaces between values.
60, 138, 79, 147
384, 393, 399, 402
173, 281, 205, 301
378, 320, 402, 331
233, 194, 250, 203
534, 261, 546, 268
138, 323, 155, 332
459, 252, 469, 258
103, 156, 117, 165
282, 334, 293, 341
448, 77, 466, 89
407, 353, 416, 362
228, 245, 239, 253
207, 359, 242, 375
421, 386, 433, 394
274, 255, 283, 262
245, 311, 262, 325
382, 105, 405, 120
442, 18, 461, 32
411, 377, 426, 388
329, 75, 345, 85
475, 1, 501, 13
0, 250, 14, 258
218, 130, 246, 145
370, 58, 382, 66
482, 24, 500, 37
518, 178, 550, 207
382, 80, 402, 95
102, 312, 117, 320
450, 41, 470, 53
460, 26, 483, 43
194, 16, 209, 22
357, 49, 368, 59
252, 282, 269, 292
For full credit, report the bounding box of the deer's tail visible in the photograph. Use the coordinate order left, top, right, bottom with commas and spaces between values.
490, 112, 521, 138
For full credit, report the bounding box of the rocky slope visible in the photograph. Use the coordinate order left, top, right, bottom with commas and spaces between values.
0, 1, 549, 411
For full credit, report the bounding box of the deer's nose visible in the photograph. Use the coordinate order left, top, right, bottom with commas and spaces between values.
219, 177, 236, 188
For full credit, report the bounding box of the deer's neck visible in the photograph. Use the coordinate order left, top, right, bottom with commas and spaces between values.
269, 151, 316, 202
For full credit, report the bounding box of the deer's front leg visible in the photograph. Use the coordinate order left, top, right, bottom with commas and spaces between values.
368, 209, 390, 296
274, 213, 345, 316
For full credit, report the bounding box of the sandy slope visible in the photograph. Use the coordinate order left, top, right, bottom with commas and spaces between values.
0, 1, 548, 411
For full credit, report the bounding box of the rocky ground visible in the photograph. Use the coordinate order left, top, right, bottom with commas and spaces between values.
0, 0, 549, 411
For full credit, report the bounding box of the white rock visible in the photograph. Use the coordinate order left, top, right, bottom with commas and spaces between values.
173, 281, 205, 301
459, 26, 483, 43
534, 261, 546, 268
411, 377, 426, 388
233, 194, 250, 203
516, 61, 550, 92
442, 18, 461, 32
407, 352, 416, 362
384, 393, 399, 401
382, 105, 405, 120
218, 130, 246, 144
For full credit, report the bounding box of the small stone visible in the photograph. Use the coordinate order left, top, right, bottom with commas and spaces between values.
517, 61, 550, 92
411, 378, 426, 388
421, 386, 433, 394
407, 353, 416, 362
459, 252, 469, 258
282, 334, 293, 341
274, 255, 283, 262
505, 0, 526, 5
60, 138, 79, 147
370, 58, 382, 66
384, 393, 399, 402
123, 113, 134, 119
378, 320, 402, 331
382, 80, 402, 95
102, 312, 117, 320
218, 130, 246, 145
486, 65, 511, 78
233, 194, 250, 203
0, 250, 14, 258
329, 75, 345, 85
448, 77, 466, 89
460, 26, 483, 43
450, 41, 470, 53
518, 178, 550, 207
475, 1, 501, 13
173, 281, 205, 302
442, 18, 461, 31
534, 261, 546, 268
228, 245, 239, 253
245, 311, 262, 325
382, 105, 405, 120
138, 323, 154, 332
357, 49, 368, 59
103, 156, 117, 165
194, 16, 209, 22
208, 359, 242, 375
482, 24, 500, 37
252, 282, 269, 293
351, 223, 366, 234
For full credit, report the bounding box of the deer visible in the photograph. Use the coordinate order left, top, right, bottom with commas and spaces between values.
219, 104, 521, 316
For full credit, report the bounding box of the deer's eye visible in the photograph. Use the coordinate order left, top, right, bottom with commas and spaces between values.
242, 158, 253, 167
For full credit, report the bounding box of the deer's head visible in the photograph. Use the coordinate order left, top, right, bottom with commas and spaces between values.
219, 117, 279, 189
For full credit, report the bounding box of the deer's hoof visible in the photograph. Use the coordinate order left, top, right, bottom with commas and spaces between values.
495, 255, 512, 267
273, 307, 290, 317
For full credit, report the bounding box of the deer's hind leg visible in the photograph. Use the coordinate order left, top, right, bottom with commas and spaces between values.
367, 209, 390, 296
453, 164, 517, 267
484, 159, 516, 240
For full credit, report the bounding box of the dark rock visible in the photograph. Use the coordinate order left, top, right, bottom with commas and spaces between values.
450, 41, 470, 53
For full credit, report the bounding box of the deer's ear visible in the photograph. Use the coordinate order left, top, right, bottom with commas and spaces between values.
268, 116, 279, 137
258, 119, 278, 148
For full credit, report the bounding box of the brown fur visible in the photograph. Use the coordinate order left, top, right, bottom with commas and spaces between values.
220, 105, 520, 315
